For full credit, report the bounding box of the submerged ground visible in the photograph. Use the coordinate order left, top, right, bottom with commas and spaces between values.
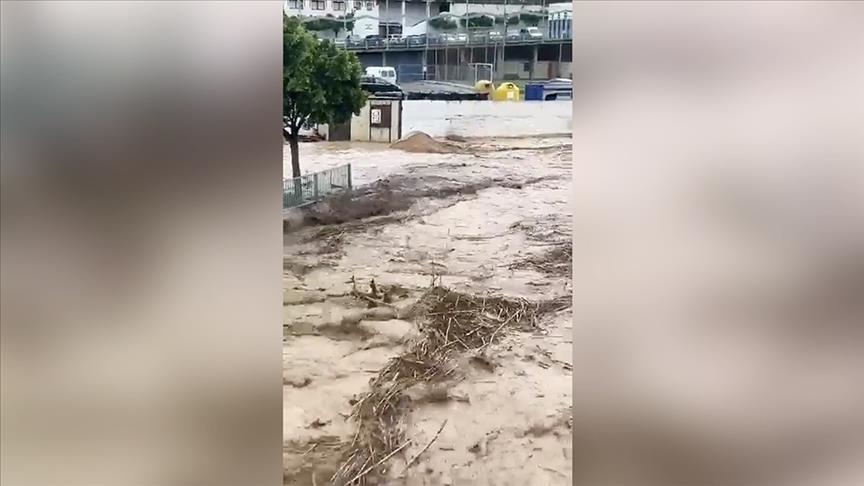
283, 116, 572, 485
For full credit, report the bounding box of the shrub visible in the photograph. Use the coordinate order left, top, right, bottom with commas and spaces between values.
429, 17, 458, 30
462, 15, 494, 28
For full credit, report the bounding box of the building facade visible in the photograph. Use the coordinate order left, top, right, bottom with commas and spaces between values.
284, 0, 572, 40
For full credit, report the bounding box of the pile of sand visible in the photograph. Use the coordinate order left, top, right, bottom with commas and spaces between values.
390, 131, 461, 154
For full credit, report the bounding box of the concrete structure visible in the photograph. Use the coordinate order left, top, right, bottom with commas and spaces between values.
317, 98, 403, 142
284, 0, 572, 40
283, 0, 379, 40
362, 98, 402, 142
353, 42, 572, 82
284, 0, 573, 82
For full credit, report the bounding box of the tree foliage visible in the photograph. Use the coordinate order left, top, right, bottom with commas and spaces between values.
428, 17, 458, 30
303, 16, 354, 35
461, 15, 495, 29
283, 16, 365, 178
519, 12, 545, 26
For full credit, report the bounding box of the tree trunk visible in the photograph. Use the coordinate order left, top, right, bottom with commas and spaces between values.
288, 131, 303, 203
289, 132, 301, 179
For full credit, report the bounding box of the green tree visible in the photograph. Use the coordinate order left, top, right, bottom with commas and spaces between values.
283, 16, 365, 178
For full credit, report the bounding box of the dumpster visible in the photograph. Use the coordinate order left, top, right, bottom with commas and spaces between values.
474, 80, 495, 96
524, 83, 544, 101
492, 82, 521, 102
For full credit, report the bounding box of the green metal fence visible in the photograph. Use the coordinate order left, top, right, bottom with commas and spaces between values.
283, 163, 352, 209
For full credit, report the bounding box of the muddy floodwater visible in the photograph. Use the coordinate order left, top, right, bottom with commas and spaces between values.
284, 102, 572, 485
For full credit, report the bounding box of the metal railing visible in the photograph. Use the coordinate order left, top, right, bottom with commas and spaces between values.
396, 64, 494, 83
343, 30, 571, 51
283, 163, 352, 209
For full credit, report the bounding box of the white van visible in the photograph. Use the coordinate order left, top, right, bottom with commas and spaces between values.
365, 66, 397, 85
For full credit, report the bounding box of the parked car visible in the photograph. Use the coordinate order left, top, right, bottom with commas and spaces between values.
407, 34, 428, 47
365, 66, 398, 85
520, 27, 543, 40
505, 30, 522, 42
454, 32, 469, 44
359, 75, 403, 95
364, 34, 384, 48
489, 31, 503, 42
440, 33, 457, 43
469, 31, 488, 43
385, 34, 407, 47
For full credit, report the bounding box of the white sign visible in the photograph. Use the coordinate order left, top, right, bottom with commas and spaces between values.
371, 109, 382, 124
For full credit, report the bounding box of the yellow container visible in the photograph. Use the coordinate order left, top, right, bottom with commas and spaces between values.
474, 80, 495, 96
492, 82, 521, 101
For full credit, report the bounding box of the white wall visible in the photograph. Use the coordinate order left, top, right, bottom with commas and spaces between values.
352, 15, 379, 37
401, 99, 571, 138
558, 61, 572, 78
351, 103, 370, 140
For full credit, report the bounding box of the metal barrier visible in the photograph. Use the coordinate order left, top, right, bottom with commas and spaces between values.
283, 163, 352, 209
344, 29, 571, 51
398, 64, 490, 83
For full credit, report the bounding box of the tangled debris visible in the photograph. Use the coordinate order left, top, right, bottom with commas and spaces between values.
510, 240, 573, 276
284, 435, 344, 486
290, 174, 564, 239
332, 285, 570, 485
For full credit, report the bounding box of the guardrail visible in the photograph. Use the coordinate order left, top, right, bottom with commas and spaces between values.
342, 32, 571, 51
283, 163, 352, 209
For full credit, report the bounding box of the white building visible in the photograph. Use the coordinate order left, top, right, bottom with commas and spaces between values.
284, 0, 571, 40
283, 0, 380, 39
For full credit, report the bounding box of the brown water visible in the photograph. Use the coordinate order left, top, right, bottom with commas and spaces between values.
283, 136, 572, 485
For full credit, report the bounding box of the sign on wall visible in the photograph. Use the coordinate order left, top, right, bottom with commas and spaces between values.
369, 101, 391, 127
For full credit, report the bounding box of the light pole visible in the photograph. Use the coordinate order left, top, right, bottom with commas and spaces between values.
499, 0, 507, 80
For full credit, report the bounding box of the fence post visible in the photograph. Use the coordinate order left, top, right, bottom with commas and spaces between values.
313, 173, 319, 199
347, 164, 352, 190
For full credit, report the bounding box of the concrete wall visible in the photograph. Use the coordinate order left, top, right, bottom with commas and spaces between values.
401, 99, 570, 138
501, 60, 530, 79
379, 2, 426, 26
351, 102, 371, 139
352, 15, 380, 37
558, 61, 572, 79
350, 99, 402, 142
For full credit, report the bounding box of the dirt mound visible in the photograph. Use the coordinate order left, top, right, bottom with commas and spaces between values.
391, 131, 461, 154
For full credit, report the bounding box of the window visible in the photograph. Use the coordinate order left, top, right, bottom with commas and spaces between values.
354, 1, 362, 9
311, 0, 325, 10
438, 2, 450, 13
365, 1, 373, 11
333, 0, 345, 10
288, 0, 304, 8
